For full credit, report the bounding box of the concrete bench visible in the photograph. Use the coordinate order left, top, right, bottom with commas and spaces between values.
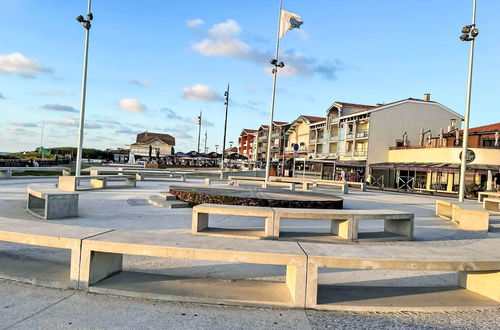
79, 231, 307, 308
58, 175, 136, 192
478, 191, 500, 203
228, 176, 265, 182
262, 181, 295, 190
27, 184, 78, 220
300, 242, 500, 310
436, 199, 453, 220
0, 218, 112, 289
273, 208, 414, 241
312, 181, 349, 194
483, 198, 500, 213
233, 180, 264, 187
192, 204, 274, 239
452, 204, 490, 231
0, 167, 70, 179
436, 200, 489, 231
90, 169, 185, 182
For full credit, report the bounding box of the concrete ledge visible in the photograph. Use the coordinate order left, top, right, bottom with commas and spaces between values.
301, 242, 500, 310
483, 198, 500, 213
79, 231, 307, 308
478, 191, 500, 203
0, 218, 113, 289
435, 200, 490, 231
58, 175, 136, 192
436, 199, 453, 220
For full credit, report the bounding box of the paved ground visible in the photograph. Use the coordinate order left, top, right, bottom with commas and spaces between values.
0, 176, 499, 329
1, 279, 499, 330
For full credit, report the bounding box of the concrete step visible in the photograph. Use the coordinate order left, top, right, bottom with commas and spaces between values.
148, 195, 190, 209
158, 192, 177, 201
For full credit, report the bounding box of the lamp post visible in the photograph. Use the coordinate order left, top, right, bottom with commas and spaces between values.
75, 0, 93, 176
220, 85, 230, 176
458, 0, 479, 203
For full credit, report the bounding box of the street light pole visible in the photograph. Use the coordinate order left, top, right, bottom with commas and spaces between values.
75, 0, 93, 176
458, 0, 478, 203
221, 84, 230, 175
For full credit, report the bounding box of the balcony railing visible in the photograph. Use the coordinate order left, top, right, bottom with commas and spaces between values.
354, 151, 367, 157
346, 133, 354, 139
330, 118, 340, 124
330, 135, 339, 142
258, 136, 268, 142
356, 131, 369, 138
271, 133, 280, 138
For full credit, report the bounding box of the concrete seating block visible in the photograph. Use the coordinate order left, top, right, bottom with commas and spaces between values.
435, 199, 453, 220
192, 204, 275, 239
478, 191, 500, 203
261, 181, 295, 191
452, 205, 490, 231
483, 198, 500, 213
27, 184, 78, 220
0, 168, 12, 178
59, 175, 136, 192
79, 231, 307, 308
0, 218, 112, 289
459, 271, 500, 302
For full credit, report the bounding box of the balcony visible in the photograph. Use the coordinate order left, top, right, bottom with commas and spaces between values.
329, 135, 340, 142
258, 136, 268, 142
356, 130, 369, 138
271, 133, 280, 138
330, 118, 340, 124
309, 138, 316, 144
346, 133, 354, 139
354, 151, 367, 157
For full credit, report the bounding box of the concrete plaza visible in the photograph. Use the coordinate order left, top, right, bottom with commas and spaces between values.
0, 176, 499, 329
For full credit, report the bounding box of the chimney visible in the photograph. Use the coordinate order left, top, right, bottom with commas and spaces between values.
423, 93, 431, 101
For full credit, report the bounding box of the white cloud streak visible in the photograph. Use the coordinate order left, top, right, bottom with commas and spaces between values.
118, 98, 146, 113
0, 52, 51, 78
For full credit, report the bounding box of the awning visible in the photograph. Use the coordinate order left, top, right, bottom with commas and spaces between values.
370, 162, 499, 173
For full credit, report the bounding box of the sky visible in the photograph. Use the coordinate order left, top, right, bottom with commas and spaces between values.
0, 0, 499, 153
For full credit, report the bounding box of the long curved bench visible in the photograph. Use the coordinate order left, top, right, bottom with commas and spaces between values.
27, 183, 78, 220
0, 217, 498, 311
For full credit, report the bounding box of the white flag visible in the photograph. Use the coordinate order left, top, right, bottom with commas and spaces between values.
279, 10, 303, 38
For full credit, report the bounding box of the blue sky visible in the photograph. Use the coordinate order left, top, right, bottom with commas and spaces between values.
0, 0, 499, 152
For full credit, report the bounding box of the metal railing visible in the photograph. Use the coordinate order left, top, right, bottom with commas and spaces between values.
356, 131, 368, 138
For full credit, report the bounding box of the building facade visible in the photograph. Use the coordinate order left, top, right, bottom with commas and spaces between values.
369, 122, 500, 194
129, 132, 175, 162
238, 129, 257, 160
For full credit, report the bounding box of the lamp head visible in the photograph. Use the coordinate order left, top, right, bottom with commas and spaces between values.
461, 25, 471, 34
270, 59, 277, 65
76, 15, 85, 23
471, 28, 479, 38
87, 13, 93, 20
278, 61, 285, 68
460, 33, 470, 41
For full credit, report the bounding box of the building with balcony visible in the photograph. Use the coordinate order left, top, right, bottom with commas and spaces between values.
238, 129, 257, 160
284, 115, 325, 158
369, 122, 500, 195
310, 95, 464, 181
255, 121, 289, 162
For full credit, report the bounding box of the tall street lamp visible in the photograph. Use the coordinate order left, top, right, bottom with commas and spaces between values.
220, 85, 230, 176
458, 0, 479, 203
75, 0, 93, 176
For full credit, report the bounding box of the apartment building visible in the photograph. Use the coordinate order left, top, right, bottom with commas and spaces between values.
283, 115, 325, 158
238, 129, 257, 160
253, 121, 289, 162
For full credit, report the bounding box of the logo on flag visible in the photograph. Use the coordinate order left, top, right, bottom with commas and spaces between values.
279, 10, 303, 38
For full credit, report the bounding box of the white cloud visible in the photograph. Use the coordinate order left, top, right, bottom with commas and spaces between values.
129, 79, 150, 86
192, 19, 252, 58
182, 84, 221, 102
33, 89, 66, 96
0, 52, 50, 78
118, 98, 146, 113
45, 114, 102, 129
42, 104, 78, 112
191, 20, 340, 80
10, 121, 38, 128
186, 19, 204, 28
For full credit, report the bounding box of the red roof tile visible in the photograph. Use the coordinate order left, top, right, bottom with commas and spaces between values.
302, 115, 325, 123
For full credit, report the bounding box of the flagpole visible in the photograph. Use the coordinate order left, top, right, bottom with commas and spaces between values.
264, 0, 283, 182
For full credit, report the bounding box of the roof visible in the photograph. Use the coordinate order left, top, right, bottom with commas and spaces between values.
240, 129, 257, 136
335, 102, 376, 109
302, 115, 325, 123
136, 132, 175, 145
459, 122, 500, 134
